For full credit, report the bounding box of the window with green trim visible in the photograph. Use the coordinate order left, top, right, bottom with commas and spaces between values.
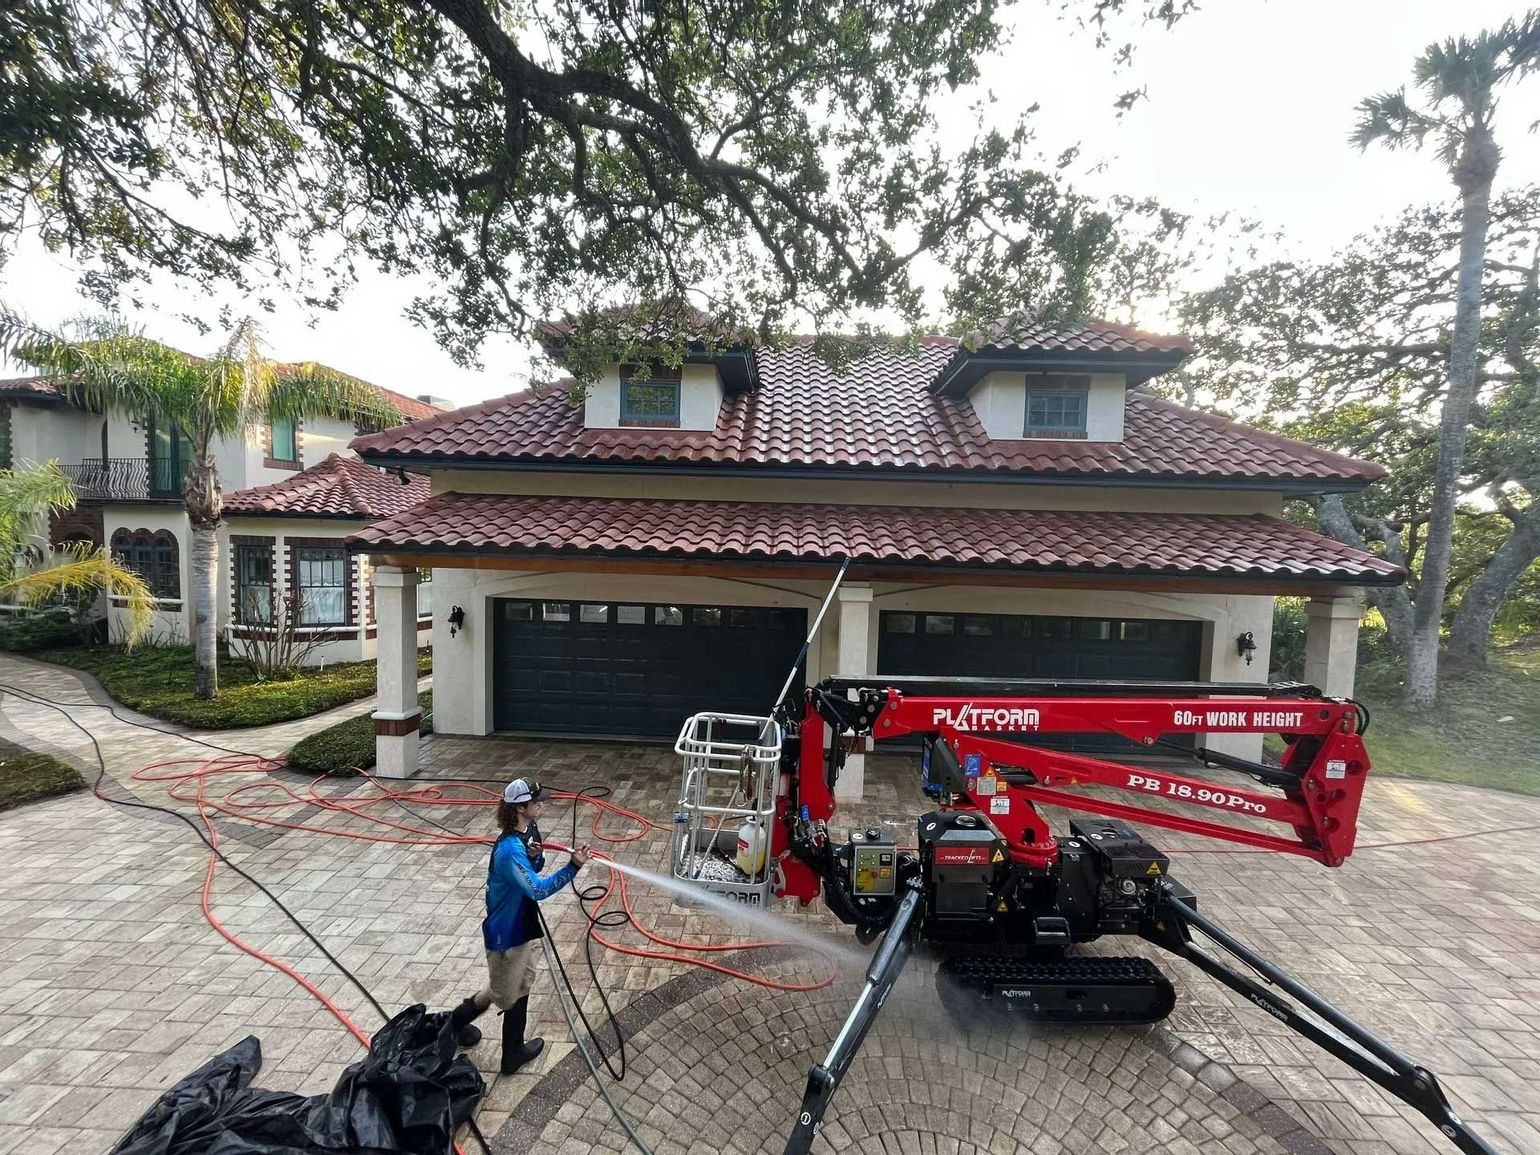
1024, 376, 1090, 438
618, 365, 682, 427
270, 416, 298, 462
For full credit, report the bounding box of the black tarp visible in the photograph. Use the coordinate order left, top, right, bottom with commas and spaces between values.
111, 1005, 486, 1155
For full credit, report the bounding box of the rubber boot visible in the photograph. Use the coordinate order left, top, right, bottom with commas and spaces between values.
449, 996, 486, 1048
500, 997, 544, 1075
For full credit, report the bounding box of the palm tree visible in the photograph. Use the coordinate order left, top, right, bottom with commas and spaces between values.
0, 461, 155, 643
1352, 12, 1540, 708
0, 315, 401, 698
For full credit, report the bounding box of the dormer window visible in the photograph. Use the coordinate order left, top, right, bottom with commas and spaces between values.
1024, 376, 1090, 439
619, 365, 682, 428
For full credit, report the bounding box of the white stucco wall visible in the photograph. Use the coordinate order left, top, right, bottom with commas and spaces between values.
428, 568, 831, 737
104, 506, 191, 644
98, 511, 426, 663
11, 405, 100, 469
227, 414, 362, 493
421, 565, 1272, 760
220, 516, 429, 665
582, 363, 724, 430
970, 371, 1126, 442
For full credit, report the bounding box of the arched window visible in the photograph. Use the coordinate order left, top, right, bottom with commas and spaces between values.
111, 529, 180, 599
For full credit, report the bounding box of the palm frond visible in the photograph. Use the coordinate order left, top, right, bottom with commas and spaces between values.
0, 546, 155, 646
1351, 90, 1437, 151
1504, 9, 1540, 76
2, 306, 203, 428
207, 317, 273, 438
1416, 33, 1505, 110
0, 461, 76, 576
259, 361, 404, 430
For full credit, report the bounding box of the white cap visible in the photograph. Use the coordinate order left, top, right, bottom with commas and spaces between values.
502, 778, 550, 805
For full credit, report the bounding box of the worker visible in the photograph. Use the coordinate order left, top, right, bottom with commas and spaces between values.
448, 778, 590, 1074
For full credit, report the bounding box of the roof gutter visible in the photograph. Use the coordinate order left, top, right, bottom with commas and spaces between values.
224, 510, 384, 522
932, 353, 1188, 395
341, 541, 1405, 589
353, 452, 1376, 495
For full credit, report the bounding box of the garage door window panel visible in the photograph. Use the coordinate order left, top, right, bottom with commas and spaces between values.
877, 609, 1201, 752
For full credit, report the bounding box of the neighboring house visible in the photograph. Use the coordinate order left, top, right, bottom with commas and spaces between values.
0, 366, 444, 657
221, 453, 433, 665
347, 322, 1402, 794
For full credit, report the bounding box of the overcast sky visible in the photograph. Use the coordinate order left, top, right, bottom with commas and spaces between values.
4, 0, 1538, 407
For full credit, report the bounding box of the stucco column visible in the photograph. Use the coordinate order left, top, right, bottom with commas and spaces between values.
373, 564, 421, 778
1304, 595, 1362, 698
833, 584, 874, 800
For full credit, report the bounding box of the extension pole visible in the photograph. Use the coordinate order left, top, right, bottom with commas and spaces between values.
771, 557, 850, 713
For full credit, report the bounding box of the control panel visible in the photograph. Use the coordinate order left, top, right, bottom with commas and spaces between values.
849, 827, 897, 896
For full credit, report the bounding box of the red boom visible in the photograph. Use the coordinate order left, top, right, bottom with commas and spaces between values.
774, 687, 1369, 903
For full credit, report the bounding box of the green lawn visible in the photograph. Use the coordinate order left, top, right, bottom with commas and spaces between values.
40, 645, 432, 730
288, 691, 434, 775
0, 748, 86, 812
1353, 645, 1540, 798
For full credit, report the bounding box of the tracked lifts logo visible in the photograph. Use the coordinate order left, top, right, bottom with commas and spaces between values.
931, 702, 1041, 731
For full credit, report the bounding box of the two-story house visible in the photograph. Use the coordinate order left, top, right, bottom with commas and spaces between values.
347, 323, 1401, 795
0, 366, 443, 663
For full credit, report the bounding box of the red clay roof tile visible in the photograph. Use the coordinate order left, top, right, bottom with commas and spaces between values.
350, 343, 1379, 485
348, 493, 1403, 585
225, 453, 429, 519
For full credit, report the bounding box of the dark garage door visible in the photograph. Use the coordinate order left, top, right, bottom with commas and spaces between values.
877, 610, 1203, 751
493, 599, 808, 737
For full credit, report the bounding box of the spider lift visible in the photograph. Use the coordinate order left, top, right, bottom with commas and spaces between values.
680, 675, 1497, 1155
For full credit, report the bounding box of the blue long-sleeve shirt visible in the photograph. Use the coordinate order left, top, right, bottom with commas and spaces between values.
482, 823, 579, 951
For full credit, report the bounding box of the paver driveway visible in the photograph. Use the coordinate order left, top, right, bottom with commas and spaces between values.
0, 658, 1536, 1155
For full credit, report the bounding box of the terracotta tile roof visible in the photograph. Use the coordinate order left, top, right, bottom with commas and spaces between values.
225, 453, 429, 519
349, 492, 1404, 585
956, 319, 1193, 357
378, 386, 442, 422
0, 374, 69, 402
350, 342, 1382, 486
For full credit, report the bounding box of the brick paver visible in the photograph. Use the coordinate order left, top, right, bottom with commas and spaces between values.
0, 657, 1535, 1155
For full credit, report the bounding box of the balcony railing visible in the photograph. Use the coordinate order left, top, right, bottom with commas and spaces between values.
60, 458, 186, 502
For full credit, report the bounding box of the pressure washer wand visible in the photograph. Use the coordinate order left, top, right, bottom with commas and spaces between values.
771, 557, 850, 714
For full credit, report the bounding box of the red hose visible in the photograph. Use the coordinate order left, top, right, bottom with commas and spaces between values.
120, 752, 837, 1034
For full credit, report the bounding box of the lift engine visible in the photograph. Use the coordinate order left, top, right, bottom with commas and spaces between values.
751, 675, 1496, 1155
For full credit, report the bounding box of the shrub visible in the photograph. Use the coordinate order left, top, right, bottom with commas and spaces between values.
288, 692, 434, 776
40, 644, 431, 729
1268, 598, 1308, 682
0, 608, 91, 652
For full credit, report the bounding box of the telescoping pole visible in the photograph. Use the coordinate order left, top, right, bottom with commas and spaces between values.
769, 557, 850, 713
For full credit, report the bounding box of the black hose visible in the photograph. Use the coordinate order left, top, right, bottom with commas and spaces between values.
0, 683, 495, 1155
